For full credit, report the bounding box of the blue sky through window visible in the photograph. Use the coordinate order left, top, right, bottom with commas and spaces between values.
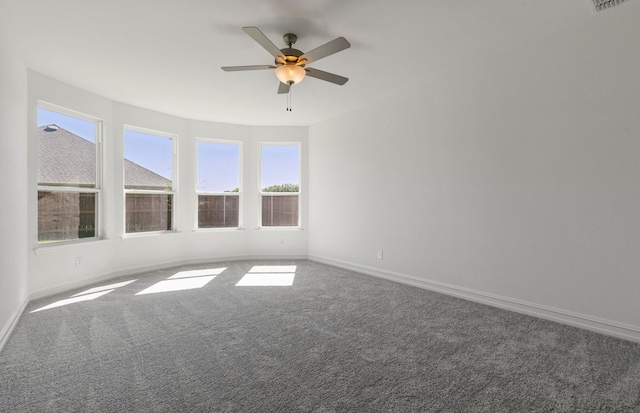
38, 109, 300, 188
38, 108, 95, 143
124, 129, 173, 179
197, 141, 240, 192
261, 145, 300, 189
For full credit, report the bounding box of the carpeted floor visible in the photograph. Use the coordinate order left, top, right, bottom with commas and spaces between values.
1, 260, 639, 412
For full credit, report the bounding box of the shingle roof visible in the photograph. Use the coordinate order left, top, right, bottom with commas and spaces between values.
123, 158, 172, 190
38, 125, 171, 190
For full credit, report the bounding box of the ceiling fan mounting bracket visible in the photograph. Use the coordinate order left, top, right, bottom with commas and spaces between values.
283, 33, 297, 47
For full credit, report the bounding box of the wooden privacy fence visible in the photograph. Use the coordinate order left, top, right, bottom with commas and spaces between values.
261, 194, 299, 227
198, 194, 299, 227
38, 191, 299, 241
198, 195, 239, 228
38, 191, 96, 242
125, 193, 173, 233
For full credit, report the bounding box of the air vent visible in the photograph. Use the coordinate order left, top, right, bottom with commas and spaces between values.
592, 0, 630, 11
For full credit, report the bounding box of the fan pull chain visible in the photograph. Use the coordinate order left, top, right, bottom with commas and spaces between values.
286, 88, 293, 112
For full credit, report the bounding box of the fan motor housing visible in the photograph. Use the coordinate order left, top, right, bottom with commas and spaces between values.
277, 48, 304, 66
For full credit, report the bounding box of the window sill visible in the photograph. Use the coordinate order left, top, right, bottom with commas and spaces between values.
255, 227, 304, 231
193, 227, 246, 233
34, 238, 110, 255
121, 230, 182, 239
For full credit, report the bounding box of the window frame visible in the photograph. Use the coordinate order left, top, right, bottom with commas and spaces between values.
36, 101, 103, 245
123, 125, 178, 236
195, 138, 243, 231
258, 142, 302, 229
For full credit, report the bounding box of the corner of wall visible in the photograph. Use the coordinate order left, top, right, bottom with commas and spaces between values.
0, 295, 29, 353
0, 35, 30, 354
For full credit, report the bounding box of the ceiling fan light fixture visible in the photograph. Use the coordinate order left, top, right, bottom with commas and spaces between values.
275, 64, 305, 85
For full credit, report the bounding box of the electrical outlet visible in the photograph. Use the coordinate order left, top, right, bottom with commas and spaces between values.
377, 251, 383, 259
75, 257, 82, 267
280, 239, 285, 245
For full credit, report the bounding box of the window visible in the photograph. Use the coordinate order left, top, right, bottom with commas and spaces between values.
260, 144, 300, 227
124, 127, 176, 234
197, 140, 242, 229
37, 105, 102, 243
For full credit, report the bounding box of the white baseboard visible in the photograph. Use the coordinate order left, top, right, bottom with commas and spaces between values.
308, 255, 640, 344
0, 295, 29, 353
21, 253, 640, 347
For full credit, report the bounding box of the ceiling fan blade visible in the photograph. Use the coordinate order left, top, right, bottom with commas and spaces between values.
305, 68, 349, 85
221, 65, 276, 72
299, 37, 351, 64
277, 82, 291, 94
242, 26, 286, 60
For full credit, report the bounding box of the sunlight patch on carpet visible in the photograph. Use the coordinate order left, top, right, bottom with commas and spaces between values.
237, 265, 296, 286
249, 265, 296, 273
169, 267, 227, 279
71, 280, 137, 297
31, 290, 114, 313
31, 279, 138, 313
136, 267, 225, 295
136, 276, 215, 295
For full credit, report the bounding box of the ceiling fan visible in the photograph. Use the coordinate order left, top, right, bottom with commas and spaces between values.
221, 27, 351, 95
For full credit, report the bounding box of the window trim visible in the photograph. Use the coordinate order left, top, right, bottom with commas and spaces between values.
195, 138, 243, 230
123, 125, 178, 236
36, 102, 103, 245
258, 142, 301, 229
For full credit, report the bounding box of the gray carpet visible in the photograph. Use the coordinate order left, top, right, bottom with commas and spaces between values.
1, 260, 639, 412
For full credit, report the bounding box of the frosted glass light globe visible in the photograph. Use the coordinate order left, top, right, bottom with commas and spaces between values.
275, 65, 306, 85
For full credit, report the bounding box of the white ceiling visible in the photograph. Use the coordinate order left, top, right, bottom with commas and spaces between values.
4, 0, 611, 126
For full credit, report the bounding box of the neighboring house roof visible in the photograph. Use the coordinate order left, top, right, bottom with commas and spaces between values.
123, 158, 172, 190
38, 125, 171, 190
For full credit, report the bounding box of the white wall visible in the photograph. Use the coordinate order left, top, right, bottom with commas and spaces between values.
309, 9, 640, 341
27, 72, 308, 298
0, 33, 29, 349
